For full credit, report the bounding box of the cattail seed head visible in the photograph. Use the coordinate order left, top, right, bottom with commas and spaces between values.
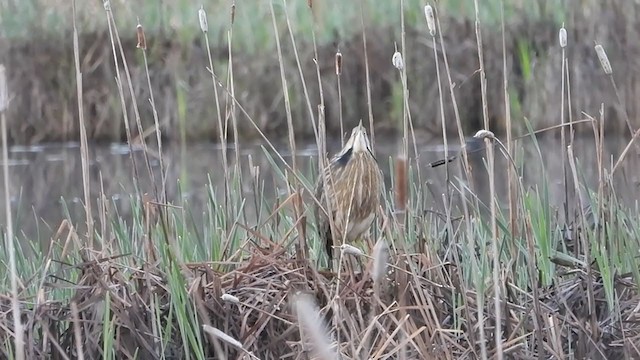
103, 0, 111, 11
198, 6, 208, 33
136, 24, 147, 50
394, 155, 407, 212
221, 293, 240, 304
558, 27, 567, 48
473, 129, 495, 140
340, 244, 364, 257
231, 1, 236, 25
371, 239, 389, 285
335, 51, 343, 76
424, 5, 436, 37
594, 44, 612, 75
202, 325, 244, 349
308, 0, 313, 9
0, 64, 7, 112
392, 51, 404, 70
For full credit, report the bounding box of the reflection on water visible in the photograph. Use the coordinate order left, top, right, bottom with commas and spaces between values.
0, 136, 638, 246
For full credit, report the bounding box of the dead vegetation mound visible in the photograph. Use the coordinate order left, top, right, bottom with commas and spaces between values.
1, 244, 638, 359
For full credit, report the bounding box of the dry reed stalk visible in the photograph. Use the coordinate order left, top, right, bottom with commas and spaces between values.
0, 63, 24, 360
484, 134, 504, 359
111, 14, 159, 200
307, 3, 330, 265
281, 0, 318, 139
500, 3, 517, 274
392, 47, 406, 214
398, 0, 419, 197
225, 14, 241, 176
70, 302, 85, 360
472, 0, 490, 132
359, 0, 375, 151
317, 105, 339, 270
225, 8, 249, 228
142, 192, 159, 264
559, 24, 571, 232
106, 5, 167, 266
566, 144, 598, 348
270, 0, 305, 261
307, 0, 324, 148
595, 43, 640, 162
137, 21, 166, 203
280, 0, 323, 259
73, 0, 93, 248
335, 50, 344, 146
394, 16, 410, 348
433, 4, 473, 190
426, 4, 454, 240
396, 2, 422, 187
199, 5, 230, 227
102, 3, 144, 239
472, 2, 490, 357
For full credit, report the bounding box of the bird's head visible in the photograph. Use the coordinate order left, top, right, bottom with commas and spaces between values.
345, 120, 372, 154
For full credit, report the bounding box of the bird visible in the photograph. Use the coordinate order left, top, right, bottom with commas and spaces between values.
429, 130, 493, 168
314, 121, 383, 269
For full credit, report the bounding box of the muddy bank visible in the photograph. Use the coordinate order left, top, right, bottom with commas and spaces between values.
1, 2, 638, 145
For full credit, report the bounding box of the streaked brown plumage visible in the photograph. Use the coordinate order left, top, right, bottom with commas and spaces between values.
314, 121, 383, 267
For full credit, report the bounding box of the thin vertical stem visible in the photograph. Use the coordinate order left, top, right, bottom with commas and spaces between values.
337, 70, 344, 146
201, 6, 229, 229
0, 64, 24, 360
486, 136, 503, 360
74, 0, 93, 245
360, 1, 375, 151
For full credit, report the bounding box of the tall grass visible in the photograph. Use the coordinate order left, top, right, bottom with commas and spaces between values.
0, 1, 639, 359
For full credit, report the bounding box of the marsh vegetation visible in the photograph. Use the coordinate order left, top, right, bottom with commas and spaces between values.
0, 1, 639, 359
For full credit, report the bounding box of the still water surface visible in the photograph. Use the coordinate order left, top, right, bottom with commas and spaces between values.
1, 136, 638, 246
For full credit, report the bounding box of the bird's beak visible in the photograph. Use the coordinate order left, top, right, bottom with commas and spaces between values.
352, 126, 368, 153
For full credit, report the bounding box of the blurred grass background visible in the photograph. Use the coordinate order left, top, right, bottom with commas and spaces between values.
0, 0, 636, 144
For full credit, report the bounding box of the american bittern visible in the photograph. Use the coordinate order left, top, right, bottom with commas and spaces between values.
314, 121, 383, 267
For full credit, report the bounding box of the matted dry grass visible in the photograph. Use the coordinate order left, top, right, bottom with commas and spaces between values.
1, 240, 638, 359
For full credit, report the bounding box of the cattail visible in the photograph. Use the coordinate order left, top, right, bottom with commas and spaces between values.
340, 244, 364, 257
231, 1, 236, 25
371, 238, 389, 285
558, 26, 567, 48
392, 51, 404, 70
594, 44, 612, 75
136, 24, 146, 50
198, 6, 208, 33
473, 129, 495, 140
103, 0, 110, 11
202, 325, 244, 349
308, 0, 313, 9
424, 5, 436, 37
221, 293, 240, 304
394, 155, 407, 212
335, 51, 343, 76
0, 64, 7, 112
293, 293, 336, 360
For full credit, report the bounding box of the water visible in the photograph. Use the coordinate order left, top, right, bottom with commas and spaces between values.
0, 135, 638, 246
